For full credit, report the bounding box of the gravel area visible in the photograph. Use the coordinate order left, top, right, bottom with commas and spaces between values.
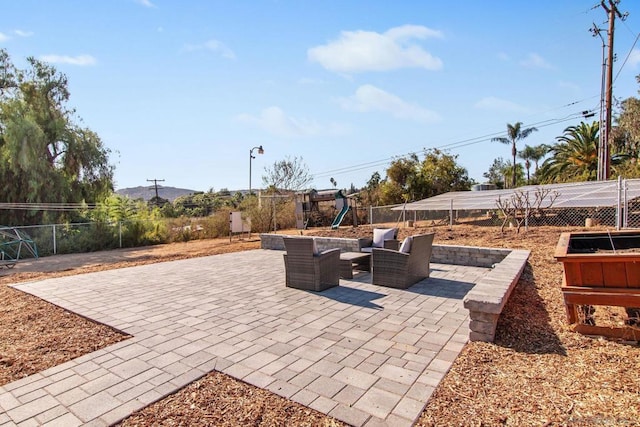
1, 226, 638, 426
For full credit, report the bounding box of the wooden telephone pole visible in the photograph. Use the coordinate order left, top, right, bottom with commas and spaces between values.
598, 0, 627, 180
147, 179, 165, 199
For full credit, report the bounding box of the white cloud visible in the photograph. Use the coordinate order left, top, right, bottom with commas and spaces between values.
135, 0, 155, 8
0, 32, 9, 42
236, 106, 347, 138
339, 84, 441, 123
474, 96, 530, 113
520, 53, 553, 69
39, 54, 97, 66
308, 24, 443, 73
184, 39, 236, 59
497, 52, 510, 61
14, 30, 33, 37
629, 48, 640, 68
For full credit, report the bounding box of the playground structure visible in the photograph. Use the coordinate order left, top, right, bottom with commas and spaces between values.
294, 189, 357, 229
0, 226, 38, 268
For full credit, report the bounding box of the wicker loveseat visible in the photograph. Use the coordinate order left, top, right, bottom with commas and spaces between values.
282, 237, 341, 292
359, 227, 400, 252
372, 233, 435, 289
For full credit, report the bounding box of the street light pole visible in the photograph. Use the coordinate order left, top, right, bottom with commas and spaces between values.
249, 145, 264, 195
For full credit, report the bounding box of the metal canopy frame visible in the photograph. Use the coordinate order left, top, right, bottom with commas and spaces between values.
395, 179, 640, 212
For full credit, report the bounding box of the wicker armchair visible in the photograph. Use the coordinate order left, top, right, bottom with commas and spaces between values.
283, 237, 341, 292
372, 233, 435, 289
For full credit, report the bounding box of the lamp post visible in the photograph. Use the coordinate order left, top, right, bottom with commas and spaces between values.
249, 145, 264, 195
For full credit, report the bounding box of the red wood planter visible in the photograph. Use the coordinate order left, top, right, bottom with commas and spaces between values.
554, 231, 640, 339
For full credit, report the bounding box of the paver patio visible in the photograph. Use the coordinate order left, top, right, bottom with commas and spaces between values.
1, 249, 489, 426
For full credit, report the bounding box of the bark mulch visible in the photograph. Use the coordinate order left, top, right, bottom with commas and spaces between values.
1, 226, 638, 426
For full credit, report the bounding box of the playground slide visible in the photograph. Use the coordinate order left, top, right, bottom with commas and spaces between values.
331, 203, 350, 229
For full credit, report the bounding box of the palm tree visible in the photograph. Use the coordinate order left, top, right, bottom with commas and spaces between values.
517, 145, 537, 183
492, 122, 538, 188
537, 122, 599, 183
531, 144, 549, 174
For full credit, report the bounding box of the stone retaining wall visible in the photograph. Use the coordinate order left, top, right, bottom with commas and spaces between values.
430, 244, 510, 268
260, 234, 510, 267
259, 233, 529, 343
463, 249, 529, 342
260, 234, 363, 252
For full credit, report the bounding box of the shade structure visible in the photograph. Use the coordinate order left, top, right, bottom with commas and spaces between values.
394, 179, 640, 212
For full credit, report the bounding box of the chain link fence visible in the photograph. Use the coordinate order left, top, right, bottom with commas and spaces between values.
370, 179, 640, 230
370, 204, 625, 229
6, 216, 238, 258
7, 179, 640, 258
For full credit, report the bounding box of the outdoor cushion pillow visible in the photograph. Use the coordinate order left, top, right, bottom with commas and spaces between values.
399, 236, 412, 253
373, 228, 396, 248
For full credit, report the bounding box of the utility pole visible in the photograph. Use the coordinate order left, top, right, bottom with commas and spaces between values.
598, 0, 627, 180
147, 179, 165, 199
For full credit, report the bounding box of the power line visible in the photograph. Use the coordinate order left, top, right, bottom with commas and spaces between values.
0, 203, 98, 211
311, 110, 590, 181
613, 25, 640, 84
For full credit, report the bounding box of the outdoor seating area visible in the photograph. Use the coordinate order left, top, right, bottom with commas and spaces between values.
282, 228, 434, 290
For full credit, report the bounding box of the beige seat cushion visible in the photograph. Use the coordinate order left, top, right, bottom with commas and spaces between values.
373, 228, 396, 248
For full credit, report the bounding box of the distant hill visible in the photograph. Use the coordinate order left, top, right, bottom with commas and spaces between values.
116, 186, 198, 202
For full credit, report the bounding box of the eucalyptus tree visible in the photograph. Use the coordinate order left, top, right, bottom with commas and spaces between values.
379, 149, 473, 204
483, 157, 508, 188
613, 75, 640, 159
492, 122, 538, 188
0, 49, 114, 225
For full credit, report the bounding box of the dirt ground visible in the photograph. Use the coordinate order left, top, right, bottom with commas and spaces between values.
1, 225, 639, 426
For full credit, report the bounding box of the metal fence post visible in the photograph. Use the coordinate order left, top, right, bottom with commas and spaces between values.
449, 199, 453, 229
617, 176, 622, 230
525, 191, 529, 232
52, 224, 57, 255
369, 206, 373, 225
623, 179, 628, 229
119, 221, 122, 248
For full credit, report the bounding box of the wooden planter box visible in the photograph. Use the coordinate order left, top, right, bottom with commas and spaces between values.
554, 231, 640, 339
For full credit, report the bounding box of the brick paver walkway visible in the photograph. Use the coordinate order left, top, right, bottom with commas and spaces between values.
1, 249, 489, 427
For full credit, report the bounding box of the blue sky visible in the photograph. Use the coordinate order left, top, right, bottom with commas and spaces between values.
2, 1, 640, 193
